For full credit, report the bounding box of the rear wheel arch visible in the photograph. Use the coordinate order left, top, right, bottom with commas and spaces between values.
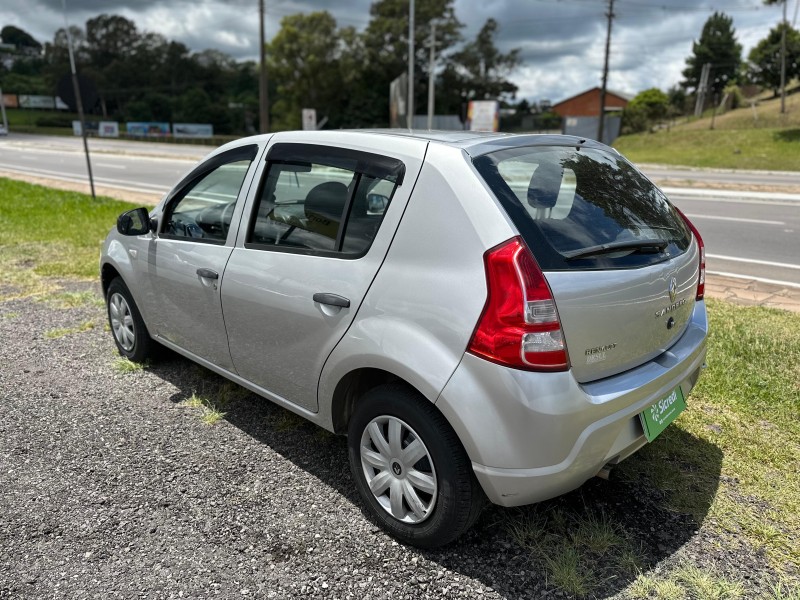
346, 381, 485, 547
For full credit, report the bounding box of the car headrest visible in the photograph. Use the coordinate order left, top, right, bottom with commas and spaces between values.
305, 181, 348, 222
527, 162, 564, 209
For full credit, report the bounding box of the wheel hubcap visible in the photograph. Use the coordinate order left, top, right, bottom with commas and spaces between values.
359, 415, 437, 524
109, 292, 135, 352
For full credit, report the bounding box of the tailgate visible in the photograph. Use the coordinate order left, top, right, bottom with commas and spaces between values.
545, 240, 700, 383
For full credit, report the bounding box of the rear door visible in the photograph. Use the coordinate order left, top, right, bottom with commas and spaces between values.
472, 143, 698, 382
221, 133, 427, 411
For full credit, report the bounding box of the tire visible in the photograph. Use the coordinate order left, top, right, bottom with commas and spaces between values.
106, 277, 157, 363
347, 383, 484, 548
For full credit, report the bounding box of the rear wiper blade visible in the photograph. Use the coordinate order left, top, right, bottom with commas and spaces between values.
563, 239, 668, 261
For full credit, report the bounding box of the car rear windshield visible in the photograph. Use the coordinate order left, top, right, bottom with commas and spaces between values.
473, 145, 690, 270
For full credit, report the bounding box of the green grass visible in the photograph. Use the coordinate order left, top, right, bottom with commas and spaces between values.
614, 88, 800, 171
0, 178, 141, 296
502, 299, 799, 597
112, 357, 147, 373
621, 300, 800, 571
628, 563, 745, 600
38, 290, 105, 309
181, 392, 228, 426
44, 320, 95, 339
614, 128, 800, 171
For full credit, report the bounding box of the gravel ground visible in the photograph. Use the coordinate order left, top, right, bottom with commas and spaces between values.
0, 281, 770, 599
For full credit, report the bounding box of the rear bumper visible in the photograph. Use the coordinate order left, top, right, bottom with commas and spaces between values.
435, 300, 708, 507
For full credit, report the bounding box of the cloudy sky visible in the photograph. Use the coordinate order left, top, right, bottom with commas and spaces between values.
1, 0, 793, 103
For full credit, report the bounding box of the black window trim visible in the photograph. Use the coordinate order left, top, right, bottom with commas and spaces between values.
158, 144, 259, 242
265, 143, 405, 185
243, 147, 402, 260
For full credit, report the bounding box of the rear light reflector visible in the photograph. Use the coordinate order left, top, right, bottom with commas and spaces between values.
468, 237, 569, 371
675, 208, 705, 300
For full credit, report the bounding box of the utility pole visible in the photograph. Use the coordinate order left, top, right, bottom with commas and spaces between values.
62, 0, 95, 200
597, 0, 614, 143
407, 0, 415, 129
259, 0, 269, 133
427, 21, 436, 130
780, 0, 787, 114
0, 87, 8, 133
694, 62, 711, 118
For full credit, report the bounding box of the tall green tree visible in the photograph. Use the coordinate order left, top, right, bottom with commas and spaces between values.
681, 12, 742, 97
266, 11, 348, 130
357, 0, 463, 125
1, 25, 42, 50
438, 18, 520, 113
748, 22, 800, 94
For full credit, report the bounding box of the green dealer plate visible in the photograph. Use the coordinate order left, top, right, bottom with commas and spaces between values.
640, 386, 686, 442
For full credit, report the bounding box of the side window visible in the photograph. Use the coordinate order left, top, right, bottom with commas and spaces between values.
163, 159, 252, 242
249, 160, 399, 256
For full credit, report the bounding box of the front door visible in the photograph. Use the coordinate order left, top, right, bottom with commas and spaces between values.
148, 144, 262, 370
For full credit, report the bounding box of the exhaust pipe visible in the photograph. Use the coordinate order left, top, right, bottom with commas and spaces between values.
595, 465, 612, 480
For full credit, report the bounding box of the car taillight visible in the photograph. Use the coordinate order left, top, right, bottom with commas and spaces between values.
675, 208, 705, 300
468, 237, 569, 371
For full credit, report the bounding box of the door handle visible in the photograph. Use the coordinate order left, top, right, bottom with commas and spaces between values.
313, 293, 350, 308
196, 268, 219, 280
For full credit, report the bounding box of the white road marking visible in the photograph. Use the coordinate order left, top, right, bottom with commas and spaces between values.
0, 163, 169, 193
95, 162, 127, 169
685, 213, 785, 226
707, 254, 800, 270
707, 271, 800, 289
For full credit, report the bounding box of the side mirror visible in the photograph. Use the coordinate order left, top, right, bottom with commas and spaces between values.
117, 207, 151, 236
366, 193, 389, 215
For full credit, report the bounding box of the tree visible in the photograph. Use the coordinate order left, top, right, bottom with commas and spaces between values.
0, 25, 42, 50
748, 22, 800, 95
266, 11, 347, 130
622, 88, 669, 134
681, 12, 742, 97
357, 0, 464, 125
438, 18, 520, 113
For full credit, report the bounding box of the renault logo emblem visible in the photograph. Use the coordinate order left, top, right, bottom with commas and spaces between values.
668, 277, 677, 303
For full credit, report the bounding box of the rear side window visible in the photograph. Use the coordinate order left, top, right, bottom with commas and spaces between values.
473, 146, 690, 270
247, 146, 401, 257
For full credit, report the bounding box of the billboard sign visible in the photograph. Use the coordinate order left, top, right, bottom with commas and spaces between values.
126, 122, 170, 136
73, 121, 120, 137
2, 94, 18, 108
468, 100, 499, 132
19, 95, 55, 109
173, 123, 213, 138
99, 121, 120, 138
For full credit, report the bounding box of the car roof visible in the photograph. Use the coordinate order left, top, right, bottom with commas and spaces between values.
216, 129, 611, 159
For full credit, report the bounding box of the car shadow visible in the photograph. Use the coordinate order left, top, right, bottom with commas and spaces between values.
148, 353, 722, 599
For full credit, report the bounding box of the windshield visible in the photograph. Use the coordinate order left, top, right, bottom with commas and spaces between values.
473, 145, 690, 270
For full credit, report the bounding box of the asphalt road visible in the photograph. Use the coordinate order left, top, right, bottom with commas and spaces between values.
1, 132, 798, 287
667, 194, 800, 287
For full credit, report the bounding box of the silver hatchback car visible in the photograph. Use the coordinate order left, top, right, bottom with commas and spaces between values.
101, 130, 707, 547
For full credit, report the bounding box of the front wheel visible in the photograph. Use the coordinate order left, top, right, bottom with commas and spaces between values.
106, 277, 157, 363
347, 384, 484, 548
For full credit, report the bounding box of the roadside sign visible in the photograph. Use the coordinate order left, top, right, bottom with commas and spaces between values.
302, 109, 317, 131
